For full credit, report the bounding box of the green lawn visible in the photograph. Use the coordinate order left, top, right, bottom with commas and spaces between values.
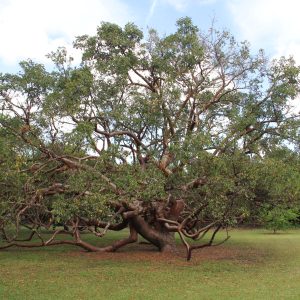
1, 229, 300, 300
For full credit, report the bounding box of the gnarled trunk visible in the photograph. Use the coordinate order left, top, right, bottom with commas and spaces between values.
131, 215, 177, 252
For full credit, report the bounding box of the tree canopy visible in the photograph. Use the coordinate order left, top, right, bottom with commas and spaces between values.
0, 18, 299, 260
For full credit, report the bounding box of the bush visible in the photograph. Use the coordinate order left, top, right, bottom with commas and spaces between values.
259, 205, 299, 233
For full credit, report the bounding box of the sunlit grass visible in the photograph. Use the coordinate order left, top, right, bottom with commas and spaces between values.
1, 229, 300, 299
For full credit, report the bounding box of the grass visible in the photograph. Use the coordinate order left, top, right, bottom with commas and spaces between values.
1, 228, 300, 299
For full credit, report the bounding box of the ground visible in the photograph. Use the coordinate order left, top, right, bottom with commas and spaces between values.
1, 229, 300, 299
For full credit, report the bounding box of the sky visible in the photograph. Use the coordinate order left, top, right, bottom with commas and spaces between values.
1, 0, 300, 73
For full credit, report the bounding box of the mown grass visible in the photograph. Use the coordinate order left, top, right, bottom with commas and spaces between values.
1, 228, 300, 299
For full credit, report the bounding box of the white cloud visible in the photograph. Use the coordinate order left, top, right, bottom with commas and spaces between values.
146, 0, 159, 25
165, 0, 216, 11
228, 0, 300, 61
0, 0, 131, 66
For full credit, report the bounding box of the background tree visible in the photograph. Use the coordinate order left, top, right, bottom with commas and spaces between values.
259, 205, 298, 233
0, 18, 299, 260
253, 147, 300, 231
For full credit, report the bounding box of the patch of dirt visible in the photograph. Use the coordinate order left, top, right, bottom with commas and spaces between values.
66, 242, 264, 266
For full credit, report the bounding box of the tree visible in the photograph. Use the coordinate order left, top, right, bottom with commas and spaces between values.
253, 148, 300, 232
0, 18, 299, 260
259, 205, 298, 233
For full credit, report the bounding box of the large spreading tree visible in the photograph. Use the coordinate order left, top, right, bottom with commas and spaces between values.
0, 18, 299, 260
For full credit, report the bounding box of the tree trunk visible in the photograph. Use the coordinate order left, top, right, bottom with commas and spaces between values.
130, 215, 177, 252
128, 198, 185, 252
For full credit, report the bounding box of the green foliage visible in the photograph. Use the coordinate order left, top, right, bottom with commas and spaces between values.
0, 18, 299, 234
259, 205, 299, 233
110, 163, 167, 202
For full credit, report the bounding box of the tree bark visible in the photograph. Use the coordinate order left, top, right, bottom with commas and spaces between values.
130, 215, 177, 252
